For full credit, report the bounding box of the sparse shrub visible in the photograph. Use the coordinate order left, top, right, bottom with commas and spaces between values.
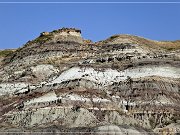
149, 117, 156, 129
109, 35, 119, 40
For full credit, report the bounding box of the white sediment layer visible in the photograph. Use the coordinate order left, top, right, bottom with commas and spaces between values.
48, 66, 180, 86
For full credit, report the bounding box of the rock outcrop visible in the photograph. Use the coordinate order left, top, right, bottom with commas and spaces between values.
0, 27, 180, 134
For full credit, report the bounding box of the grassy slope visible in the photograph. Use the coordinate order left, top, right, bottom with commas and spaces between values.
97, 34, 180, 51
0, 49, 15, 58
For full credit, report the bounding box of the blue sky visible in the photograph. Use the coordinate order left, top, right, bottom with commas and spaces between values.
0, 0, 180, 49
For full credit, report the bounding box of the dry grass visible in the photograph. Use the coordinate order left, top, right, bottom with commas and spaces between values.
0, 49, 15, 58
97, 34, 180, 51
43, 55, 81, 66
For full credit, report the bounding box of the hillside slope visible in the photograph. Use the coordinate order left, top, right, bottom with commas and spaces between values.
0, 28, 180, 134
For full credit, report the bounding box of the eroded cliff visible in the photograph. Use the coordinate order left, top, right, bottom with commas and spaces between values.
0, 28, 180, 135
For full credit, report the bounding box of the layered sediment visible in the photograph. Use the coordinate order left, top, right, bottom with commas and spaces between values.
0, 28, 180, 134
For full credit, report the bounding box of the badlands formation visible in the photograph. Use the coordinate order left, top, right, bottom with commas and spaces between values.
0, 27, 180, 134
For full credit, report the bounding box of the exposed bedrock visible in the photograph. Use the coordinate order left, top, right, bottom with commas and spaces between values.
0, 28, 180, 134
